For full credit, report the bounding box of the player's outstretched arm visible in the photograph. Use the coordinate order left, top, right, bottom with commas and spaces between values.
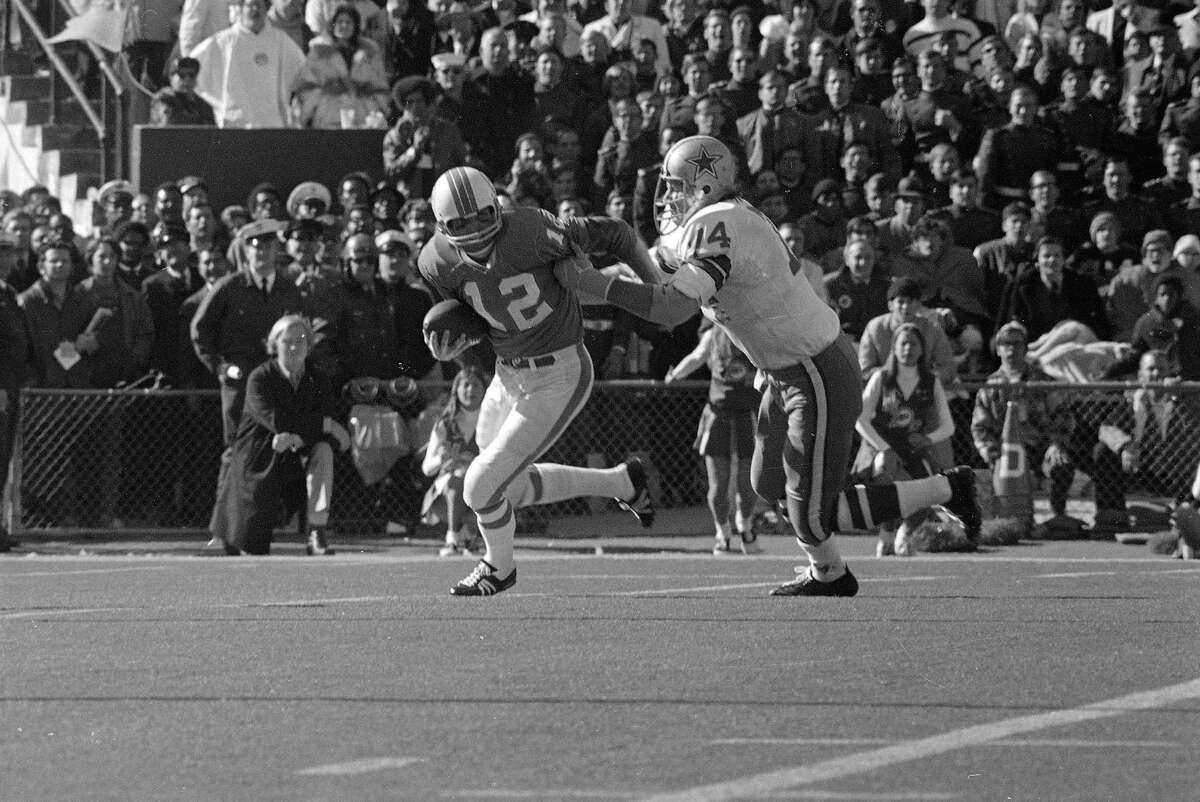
554, 244, 697, 327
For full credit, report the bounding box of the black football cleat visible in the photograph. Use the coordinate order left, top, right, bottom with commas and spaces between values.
451, 560, 517, 596
770, 566, 859, 597
617, 457, 655, 528
940, 465, 982, 542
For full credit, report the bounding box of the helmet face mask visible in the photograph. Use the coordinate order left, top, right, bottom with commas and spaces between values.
654, 135, 737, 235
431, 167, 503, 260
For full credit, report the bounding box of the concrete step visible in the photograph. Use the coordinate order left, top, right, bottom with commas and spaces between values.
0, 74, 52, 101
1, 96, 101, 127
42, 148, 104, 179
23, 123, 98, 150
58, 172, 103, 203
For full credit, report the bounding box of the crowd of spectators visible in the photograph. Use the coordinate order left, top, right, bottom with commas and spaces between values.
9, 0, 1200, 544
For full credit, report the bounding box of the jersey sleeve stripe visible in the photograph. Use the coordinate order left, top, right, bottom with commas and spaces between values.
689, 254, 732, 293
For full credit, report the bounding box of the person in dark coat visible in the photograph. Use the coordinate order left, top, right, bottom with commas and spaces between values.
210, 315, 351, 555
1005, 236, 1113, 342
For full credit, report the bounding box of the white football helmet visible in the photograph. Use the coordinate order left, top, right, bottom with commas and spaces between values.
430, 166, 503, 258
655, 135, 738, 235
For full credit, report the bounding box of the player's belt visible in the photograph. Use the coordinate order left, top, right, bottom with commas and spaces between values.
583, 319, 615, 331
993, 186, 1026, 198
499, 354, 557, 369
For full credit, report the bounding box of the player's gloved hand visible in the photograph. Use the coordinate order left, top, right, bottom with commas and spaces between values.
424, 329, 477, 362
272, 432, 301, 453
1043, 443, 1071, 470
323, 417, 352, 452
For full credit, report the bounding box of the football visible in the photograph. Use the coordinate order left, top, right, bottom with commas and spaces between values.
422, 299, 490, 343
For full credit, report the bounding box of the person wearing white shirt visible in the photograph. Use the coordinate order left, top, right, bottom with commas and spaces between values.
582, 0, 670, 76
192, 0, 306, 127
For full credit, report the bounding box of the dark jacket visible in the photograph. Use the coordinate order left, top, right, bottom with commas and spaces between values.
210, 358, 338, 554
1005, 267, 1113, 341
190, 270, 306, 385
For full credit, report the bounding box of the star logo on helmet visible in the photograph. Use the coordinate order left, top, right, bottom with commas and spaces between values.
686, 146, 722, 181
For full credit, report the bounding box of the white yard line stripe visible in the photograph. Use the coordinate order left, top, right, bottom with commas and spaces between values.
0, 606, 127, 621
604, 575, 950, 596
711, 737, 1178, 748
0, 566, 172, 578
1037, 571, 1121, 579
444, 791, 641, 799
638, 677, 1200, 802
296, 756, 424, 776
0, 595, 404, 621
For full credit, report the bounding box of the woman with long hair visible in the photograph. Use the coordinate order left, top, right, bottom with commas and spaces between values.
421, 368, 487, 557
294, 3, 390, 128
854, 323, 955, 555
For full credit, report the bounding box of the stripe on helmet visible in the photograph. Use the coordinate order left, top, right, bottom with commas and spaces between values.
447, 168, 479, 218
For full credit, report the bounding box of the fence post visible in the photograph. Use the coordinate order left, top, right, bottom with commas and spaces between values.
7, 388, 24, 537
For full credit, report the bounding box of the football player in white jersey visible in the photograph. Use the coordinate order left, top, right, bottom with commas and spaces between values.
556, 135, 983, 596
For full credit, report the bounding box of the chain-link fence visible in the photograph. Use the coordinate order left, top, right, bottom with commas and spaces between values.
12, 381, 1200, 535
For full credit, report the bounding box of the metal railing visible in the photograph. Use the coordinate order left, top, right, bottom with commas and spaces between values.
5, 0, 128, 180
9, 381, 1200, 536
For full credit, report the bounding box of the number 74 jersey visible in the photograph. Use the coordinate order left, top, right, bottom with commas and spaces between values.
418, 208, 628, 359
661, 198, 840, 370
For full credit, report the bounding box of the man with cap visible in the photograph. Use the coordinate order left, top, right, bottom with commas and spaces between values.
178, 176, 209, 216
971, 320, 1078, 523
800, 179, 849, 257
1105, 228, 1180, 340
142, 225, 199, 386
430, 52, 471, 127
875, 173, 926, 257
283, 218, 336, 306
376, 229, 436, 379
95, 180, 136, 238
191, 218, 306, 446
286, 181, 333, 221
383, 75, 467, 202
0, 234, 32, 551
150, 57, 217, 127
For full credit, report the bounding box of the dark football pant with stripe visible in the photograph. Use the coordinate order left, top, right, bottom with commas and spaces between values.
752, 334, 902, 545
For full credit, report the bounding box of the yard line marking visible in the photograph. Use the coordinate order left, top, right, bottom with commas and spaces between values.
443, 790, 955, 800
445, 790, 641, 799
296, 756, 424, 776
1037, 571, 1121, 579
604, 576, 950, 596
0, 566, 172, 578
0, 595, 403, 621
0, 607, 127, 621
753, 792, 956, 800
638, 676, 1200, 802
258, 595, 396, 607
711, 737, 1178, 748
